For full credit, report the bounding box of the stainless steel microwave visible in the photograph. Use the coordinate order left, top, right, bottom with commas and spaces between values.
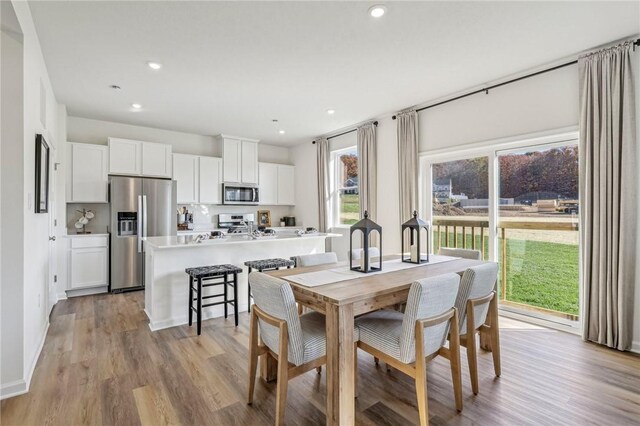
222, 183, 259, 205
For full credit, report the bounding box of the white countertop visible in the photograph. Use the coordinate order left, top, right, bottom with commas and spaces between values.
63, 232, 109, 237
177, 226, 304, 235
144, 233, 339, 249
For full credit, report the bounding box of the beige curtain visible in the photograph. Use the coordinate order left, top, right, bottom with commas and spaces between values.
578, 41, 637, 351
397, 110, 419, 224
316, 138, 330, 232
357, 122, 377, 222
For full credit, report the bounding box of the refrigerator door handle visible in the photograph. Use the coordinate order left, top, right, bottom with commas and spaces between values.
143, 195, 148, 238
137, 195, 143, 253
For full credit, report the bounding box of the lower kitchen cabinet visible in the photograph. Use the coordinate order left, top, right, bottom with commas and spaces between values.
68, 235, 109, 290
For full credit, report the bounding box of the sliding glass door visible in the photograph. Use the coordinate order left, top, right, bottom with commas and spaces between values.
497, 143, 579, 324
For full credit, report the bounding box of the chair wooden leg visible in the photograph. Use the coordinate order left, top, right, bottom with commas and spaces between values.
374, 356, 379, 365
467, 332, 479, 395
449, 312, 463, 412
415, 353, 429, 426
489, 297, 501, 377
247, 310, 258, 405
275, 323, 289, 426
316, 366, 322, 374
354, 343, 359, 399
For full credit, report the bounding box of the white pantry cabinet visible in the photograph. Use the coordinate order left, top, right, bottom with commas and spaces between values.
66, 143, 109, 203
258, 162, 295, 206
108, 138, 172, 178
219, 135, 259, 184
69, 235, 109, 290
172, 154, 222, 205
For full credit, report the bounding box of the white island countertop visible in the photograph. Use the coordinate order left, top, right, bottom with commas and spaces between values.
144, 233, 340, 250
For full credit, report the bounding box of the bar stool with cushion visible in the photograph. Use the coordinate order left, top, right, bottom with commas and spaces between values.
453, 263, 500, 395
355, 273, 463, 426
290, 252, 338, 267
246, 271, 360, 425
186, 264, 242, 335
439, 247, 482, 260
244, 258, 295, 312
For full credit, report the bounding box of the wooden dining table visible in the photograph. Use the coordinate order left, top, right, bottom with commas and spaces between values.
266, 255, 488, 425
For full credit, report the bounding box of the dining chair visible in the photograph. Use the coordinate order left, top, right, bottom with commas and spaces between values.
247, 271, 358, 425
291, 251, 338, 267
355, 273, 463, 426
438, 247, 482, 260
454, 263, 500, 395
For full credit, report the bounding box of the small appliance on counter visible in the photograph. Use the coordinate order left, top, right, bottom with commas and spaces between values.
283, 216, 296, 227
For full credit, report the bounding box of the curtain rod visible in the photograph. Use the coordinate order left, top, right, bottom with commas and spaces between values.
392, 38, 640, 120
312, 121, 378, 144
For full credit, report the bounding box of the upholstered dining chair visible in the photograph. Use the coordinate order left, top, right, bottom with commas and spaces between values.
439, 247, 482, 260
454, 263, 500, 395
247, 272, 358, 425
355, 273, 463, 426
291, 251, 338, 267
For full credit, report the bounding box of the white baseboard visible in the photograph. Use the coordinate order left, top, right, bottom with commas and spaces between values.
66, 286, 107, 298
631, 341, 640, 354
56, 292, 68, 301
1, 322, 49, 401
0, 379, 28, 400
147, 303, 248, 331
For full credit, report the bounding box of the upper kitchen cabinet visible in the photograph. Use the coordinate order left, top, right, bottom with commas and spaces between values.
173, 154, 199, 204
258, 162, 296, 206
66, 143, 109, 203
108, 138, 172, 178
199, 156, 222, 204
172, 154, 222, 205
219, 135, 259, 184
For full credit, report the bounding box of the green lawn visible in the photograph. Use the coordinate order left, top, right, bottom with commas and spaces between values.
340, 194, 360, 224
434, 232, 579, 316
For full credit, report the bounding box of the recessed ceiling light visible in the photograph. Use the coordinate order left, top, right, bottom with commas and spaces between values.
368, 5, 386, 18
147, 62, 162, 70
327, 109, 335, 115
279, 130, 285, 134
131, 103, 142, 109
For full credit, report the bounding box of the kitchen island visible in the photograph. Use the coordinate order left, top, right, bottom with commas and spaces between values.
143, 233, 338, 331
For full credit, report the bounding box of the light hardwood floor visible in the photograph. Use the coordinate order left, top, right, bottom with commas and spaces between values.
1, 291, 639, 425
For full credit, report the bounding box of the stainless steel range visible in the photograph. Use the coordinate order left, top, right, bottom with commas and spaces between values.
218, 213, 255, 234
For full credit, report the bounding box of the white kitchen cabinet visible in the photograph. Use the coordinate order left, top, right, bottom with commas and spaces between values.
277, 165, 295, 205
108, 138, 172, 177
258, 162, 296, 206
241, 140, 258, 184
199, 156, 222, 204
258, 163, 278, 205
142, 142, 172, 177
173, 154, 199, 203
109, 138, 142, 175
222, 137, 241, 182
66, 143, 108, 203
172, 154, 222, 205
220, 135, 259, 184
69, 236, 108, 290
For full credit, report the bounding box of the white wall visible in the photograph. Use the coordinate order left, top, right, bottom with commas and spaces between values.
67, 116, 291, 163
0, 0, 61, 399
1, 1, 25, 394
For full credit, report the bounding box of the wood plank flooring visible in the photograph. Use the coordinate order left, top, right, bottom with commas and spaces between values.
2, 291, 639, 425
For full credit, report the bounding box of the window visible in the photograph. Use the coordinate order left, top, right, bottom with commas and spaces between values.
333, 147, 360, 225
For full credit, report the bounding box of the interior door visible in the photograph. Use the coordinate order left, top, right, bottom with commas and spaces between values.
48, 145, 57, 314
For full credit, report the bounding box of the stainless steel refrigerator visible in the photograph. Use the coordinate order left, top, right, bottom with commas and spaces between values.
109, 176, 177, 292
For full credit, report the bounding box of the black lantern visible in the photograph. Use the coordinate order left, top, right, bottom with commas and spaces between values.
401, 211, 430, 264
349, 210, 382, 273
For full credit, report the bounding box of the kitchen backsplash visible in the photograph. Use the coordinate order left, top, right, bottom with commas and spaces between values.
66, 203, 295, 233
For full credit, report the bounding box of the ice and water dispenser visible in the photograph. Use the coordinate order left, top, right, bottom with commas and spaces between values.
117, 212, 137, 236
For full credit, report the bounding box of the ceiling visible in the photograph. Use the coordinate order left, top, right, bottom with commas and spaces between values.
29, 1, 640, 146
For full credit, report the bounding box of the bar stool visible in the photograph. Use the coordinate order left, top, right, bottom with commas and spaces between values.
244, 258, 295, 312
186, 264, 242, 335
